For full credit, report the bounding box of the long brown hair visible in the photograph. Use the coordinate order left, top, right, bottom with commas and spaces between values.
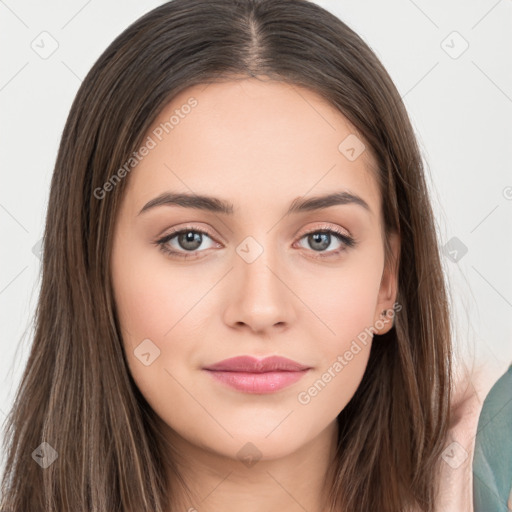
0, 0, 452, 510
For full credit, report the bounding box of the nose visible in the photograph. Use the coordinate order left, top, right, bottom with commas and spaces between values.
223, 243, 297, 335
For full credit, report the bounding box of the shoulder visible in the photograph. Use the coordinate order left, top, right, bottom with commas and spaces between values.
434, 362, 510, 512
472, 364, 512, 511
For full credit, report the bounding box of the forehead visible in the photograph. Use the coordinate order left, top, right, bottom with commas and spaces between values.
123, 77, 381, 219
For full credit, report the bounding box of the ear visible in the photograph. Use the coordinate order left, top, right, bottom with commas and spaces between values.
373, 231, 400, 335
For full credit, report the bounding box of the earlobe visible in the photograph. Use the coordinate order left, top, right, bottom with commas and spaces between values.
375, 308, 395, 335
374, 231, 400, 334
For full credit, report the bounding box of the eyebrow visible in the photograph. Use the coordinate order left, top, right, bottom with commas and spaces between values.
138, 190, 371, 216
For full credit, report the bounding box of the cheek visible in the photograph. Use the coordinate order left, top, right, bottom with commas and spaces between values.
112, 272, 173, 344
295, 280, 377, 416
110, 248, 198, 428
110, 240, 208, 401
297, 343, 371, 417
292, 248, 383, 409
111, 237, 199, 345
299, 248, 384, 349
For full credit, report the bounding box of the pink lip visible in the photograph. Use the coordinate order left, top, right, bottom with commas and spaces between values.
203, 356, 311, 394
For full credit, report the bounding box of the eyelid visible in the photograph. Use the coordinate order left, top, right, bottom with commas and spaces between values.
159, 222, 352, 243
157, 223, 221, 243
294, 222, 352, 239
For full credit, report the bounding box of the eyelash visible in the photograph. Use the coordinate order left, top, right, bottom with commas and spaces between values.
154, 224, 357, 261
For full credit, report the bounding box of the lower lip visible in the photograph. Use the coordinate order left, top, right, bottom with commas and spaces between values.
204, 369, 309, 394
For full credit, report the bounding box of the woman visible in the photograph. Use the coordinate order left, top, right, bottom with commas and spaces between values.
1, 0, 507, 510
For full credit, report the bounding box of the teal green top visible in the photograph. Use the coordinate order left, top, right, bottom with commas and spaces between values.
473, 364, 512, 511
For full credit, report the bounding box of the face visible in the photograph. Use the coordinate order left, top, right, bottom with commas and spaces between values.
110, 77, 399, 463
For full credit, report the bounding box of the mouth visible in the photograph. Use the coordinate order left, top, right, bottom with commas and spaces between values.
202, 355, 311, 394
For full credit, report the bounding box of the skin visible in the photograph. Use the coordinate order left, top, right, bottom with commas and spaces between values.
110, 77, 400, 512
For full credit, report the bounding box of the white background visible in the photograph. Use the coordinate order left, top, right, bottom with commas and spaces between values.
1, 0, 511, 460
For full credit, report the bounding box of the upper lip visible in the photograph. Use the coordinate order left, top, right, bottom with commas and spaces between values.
203, 356, 310, 373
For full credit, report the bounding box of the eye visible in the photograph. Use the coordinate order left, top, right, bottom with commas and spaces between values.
294, 226, 356, 259
155, 226, 220, 260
